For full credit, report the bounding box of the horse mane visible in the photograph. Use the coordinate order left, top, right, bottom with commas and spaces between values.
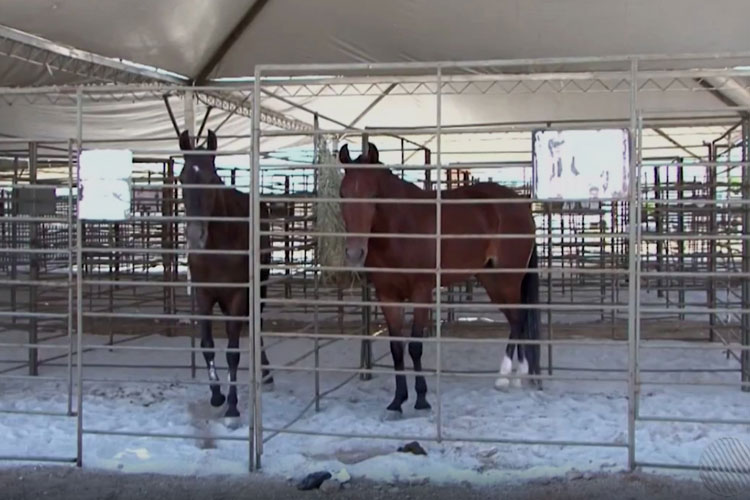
374, 166, 430, 199
220, 186, 250, 217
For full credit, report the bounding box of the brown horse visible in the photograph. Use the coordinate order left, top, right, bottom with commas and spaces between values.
338, 143, 540, 415
178, 129, 273, 419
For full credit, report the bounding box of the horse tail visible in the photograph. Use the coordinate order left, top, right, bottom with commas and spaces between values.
521, 243, 541, 382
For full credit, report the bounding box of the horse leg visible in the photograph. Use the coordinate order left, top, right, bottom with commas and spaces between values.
508, 313, 528, 389
496, 336, 517, 390
381, 304, 407, 414
409, 304, 431, 410
224, 317, 241, 418
477, 275, 527, 390
259, 336, 274, 388
197, 291, 224, 407
494, 312, 527, 390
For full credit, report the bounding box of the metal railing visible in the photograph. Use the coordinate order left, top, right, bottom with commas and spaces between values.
0, 53, 747, 478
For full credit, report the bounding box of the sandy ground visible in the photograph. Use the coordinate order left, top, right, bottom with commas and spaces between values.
0, 466, 725, 500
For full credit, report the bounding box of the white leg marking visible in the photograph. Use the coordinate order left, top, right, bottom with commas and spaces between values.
494, 354, 513, 390
208, 360, 219, 382
513, 358, 529, 388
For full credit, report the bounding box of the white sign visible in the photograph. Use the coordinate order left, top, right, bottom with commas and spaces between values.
79, 149, 133, 220
533, 129, 629, 200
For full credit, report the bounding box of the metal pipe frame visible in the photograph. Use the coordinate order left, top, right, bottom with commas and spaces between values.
2, 54, 750, 477
742, 117, 750, 392
249, 56, 750, 476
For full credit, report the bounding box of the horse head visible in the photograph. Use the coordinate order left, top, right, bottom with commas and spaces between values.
178, 129, 223, 250
338, 142, 383, 267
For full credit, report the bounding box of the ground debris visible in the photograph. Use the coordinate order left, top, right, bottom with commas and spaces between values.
398, 441, 427, 456
297, 471, 332, 491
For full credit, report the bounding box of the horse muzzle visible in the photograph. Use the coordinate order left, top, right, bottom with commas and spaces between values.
344, 246, 366, 268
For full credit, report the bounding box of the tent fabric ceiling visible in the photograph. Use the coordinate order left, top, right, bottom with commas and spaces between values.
1, 0, 749, 158
3, 0, 750, 81
0, 0, 252, 78
217, 0, 750, 76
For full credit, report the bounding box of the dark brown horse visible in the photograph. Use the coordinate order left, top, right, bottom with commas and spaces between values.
178, 129, 273, 419
338, 143, 541, 415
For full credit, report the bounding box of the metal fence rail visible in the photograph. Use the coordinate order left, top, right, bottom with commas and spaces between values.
0, 53, 747, 477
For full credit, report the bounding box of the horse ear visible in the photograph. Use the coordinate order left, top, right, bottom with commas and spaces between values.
206, 130, 218, 151
179, 130, 192, 151
339, 144, 351, 164
366, 142, 379, 164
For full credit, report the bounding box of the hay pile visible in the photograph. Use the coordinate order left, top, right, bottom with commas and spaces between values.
315, 139, 361, 287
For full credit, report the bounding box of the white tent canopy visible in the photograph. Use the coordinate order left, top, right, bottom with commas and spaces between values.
2, 0, 750, 159
4, 0, 750, 79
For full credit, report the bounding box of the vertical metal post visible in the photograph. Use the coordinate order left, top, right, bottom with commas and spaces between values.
635, 112, 645, 413
75, 88, 84, 467
424, 147, 434, 334
283, 176, 292, 299
314, 271, 321, 410
251, 76, 263, 471
312, 114, 323, 404
626, 58, 640, 471
676, 160, 685, 320
107, 223, 115, 344
360, 282, 372, 381
435, 65, 443, 442
741, 118, 750, 392
309, 113, 320, 302
654, 166, 663, 298
67, 139, 75, 416
610, 201, 617, 336
546, 204, 553, 375
560, 215, 566, 295
28, 142, 39, 376
10, 157, 18, 325
706, 145, 717, 342
359, 132, 374, 379
400, 138, 406, 179
184, 90, 195, 144
446, 169, 455, 324
600, 202, 606, 321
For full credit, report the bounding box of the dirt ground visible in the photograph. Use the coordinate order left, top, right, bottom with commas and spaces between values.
0, 466, 726, 500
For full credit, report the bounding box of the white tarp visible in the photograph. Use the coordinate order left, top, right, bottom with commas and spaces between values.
533, 129, 629, 200
79, 149, 133, 220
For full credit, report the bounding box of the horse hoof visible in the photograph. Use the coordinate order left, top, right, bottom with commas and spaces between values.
415, 399, 431, 411
211, 393, 226, 407
224, 407, 240, 418
511, 377, 523, 389
223, 417, 243, 431
262, 381, 275, 392
383, 409, 402, 421
494, 377, 511, 391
